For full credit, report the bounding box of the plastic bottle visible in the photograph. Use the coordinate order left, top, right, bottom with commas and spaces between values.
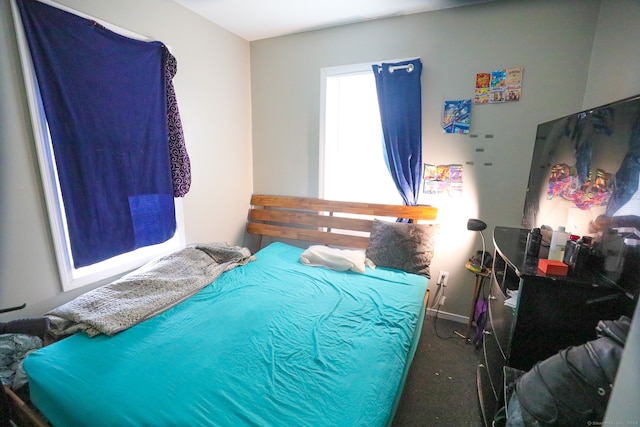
548, 226, 569, 261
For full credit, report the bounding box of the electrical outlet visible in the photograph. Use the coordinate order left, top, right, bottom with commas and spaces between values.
439, 270, 449, 287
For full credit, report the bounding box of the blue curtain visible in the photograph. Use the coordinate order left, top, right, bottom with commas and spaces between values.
17, 0, 176, 267
372, 59, 423, 209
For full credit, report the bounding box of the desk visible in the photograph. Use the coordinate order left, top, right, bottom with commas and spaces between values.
463, 261, 491, 342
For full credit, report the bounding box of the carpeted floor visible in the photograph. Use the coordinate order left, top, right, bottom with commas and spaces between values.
392, 314, 483, 427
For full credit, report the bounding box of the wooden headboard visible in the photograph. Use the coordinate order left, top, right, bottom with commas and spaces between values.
246, 194, 437, 252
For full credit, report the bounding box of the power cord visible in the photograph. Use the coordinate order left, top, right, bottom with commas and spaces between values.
429, 275, 463, 340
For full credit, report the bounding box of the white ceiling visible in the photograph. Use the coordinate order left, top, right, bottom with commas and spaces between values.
171, 0, 498, 41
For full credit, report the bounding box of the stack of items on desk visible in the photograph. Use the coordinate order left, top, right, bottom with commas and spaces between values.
523, 224, 628, 279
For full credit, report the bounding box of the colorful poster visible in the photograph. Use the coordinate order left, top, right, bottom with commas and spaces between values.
474, 66, 523, 104
505, 66, 523, 102
474, 73, 490, 105
442, 99, 471, 134
490, 69, 506, 103
422, 164, 439, 194
422, 163, 463, 196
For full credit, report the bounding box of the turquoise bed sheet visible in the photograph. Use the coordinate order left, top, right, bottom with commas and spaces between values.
25, 242, 428, 427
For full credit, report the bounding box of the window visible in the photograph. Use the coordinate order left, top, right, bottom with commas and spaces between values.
320, 62, 402, 205
11, 0, 185, 292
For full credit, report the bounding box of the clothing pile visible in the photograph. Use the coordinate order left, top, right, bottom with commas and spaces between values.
0, 317, 48, 390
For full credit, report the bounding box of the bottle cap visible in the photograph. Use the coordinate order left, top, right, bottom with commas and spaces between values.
557, 226, 565, 232
569, 234, 580, 241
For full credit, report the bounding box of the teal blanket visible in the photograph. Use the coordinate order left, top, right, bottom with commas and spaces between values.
25, 242, 428, 427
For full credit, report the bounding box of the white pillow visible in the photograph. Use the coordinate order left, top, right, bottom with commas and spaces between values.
300, 245, 366, 273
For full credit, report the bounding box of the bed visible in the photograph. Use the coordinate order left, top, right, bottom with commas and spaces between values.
22, 195, 438, 427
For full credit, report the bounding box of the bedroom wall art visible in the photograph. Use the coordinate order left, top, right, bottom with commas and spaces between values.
422, 163, 463, 196
474, 66, 523, 104
442, 99, 471, 134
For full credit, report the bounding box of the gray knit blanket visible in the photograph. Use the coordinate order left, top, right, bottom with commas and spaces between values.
47, 243, 254, 338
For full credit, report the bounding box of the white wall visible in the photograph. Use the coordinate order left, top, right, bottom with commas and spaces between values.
250, 0, 603, 318
0, 0, 253, 319
583, 0, 640, 109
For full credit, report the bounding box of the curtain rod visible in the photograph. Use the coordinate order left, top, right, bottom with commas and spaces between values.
377, 63, 415, 73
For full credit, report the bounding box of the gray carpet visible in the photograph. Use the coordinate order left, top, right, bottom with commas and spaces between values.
392, 314, 483, 427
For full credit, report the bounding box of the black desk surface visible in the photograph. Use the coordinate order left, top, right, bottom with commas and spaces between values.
493, 226, 637, 300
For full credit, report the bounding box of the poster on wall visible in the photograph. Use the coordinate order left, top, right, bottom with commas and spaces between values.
422, 163, 463, 196
504, 66, 523, 101
474, 66, 523, 104
442, 99, 471, 134
474, 73, 490, 104
490, 69, 506, 103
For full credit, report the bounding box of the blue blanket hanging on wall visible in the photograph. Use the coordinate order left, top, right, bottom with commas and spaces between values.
17, 0, 176, 268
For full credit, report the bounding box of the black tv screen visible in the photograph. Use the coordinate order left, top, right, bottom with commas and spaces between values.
523, 94, 640, 299
523, 94, 640, 233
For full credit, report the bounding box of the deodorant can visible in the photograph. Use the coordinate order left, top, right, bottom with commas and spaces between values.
524, 228, 542, 272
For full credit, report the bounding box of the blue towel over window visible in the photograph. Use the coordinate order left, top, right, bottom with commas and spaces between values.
17, 0, 176, 267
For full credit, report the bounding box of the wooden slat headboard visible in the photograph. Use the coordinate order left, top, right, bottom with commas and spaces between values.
246, 194, 437, 252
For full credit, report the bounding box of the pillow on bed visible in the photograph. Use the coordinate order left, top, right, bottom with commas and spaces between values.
366, 219, 439, 277
300, 245, 366, 273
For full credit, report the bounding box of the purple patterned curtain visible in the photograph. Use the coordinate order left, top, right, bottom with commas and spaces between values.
163, 48, 191, 197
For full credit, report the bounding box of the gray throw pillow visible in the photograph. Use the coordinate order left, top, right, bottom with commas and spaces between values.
366, 219, 439, 277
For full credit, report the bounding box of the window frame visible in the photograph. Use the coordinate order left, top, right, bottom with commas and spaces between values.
320, 62, 369, 199
11, 0, 186, 292
319, 59, 412, 204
